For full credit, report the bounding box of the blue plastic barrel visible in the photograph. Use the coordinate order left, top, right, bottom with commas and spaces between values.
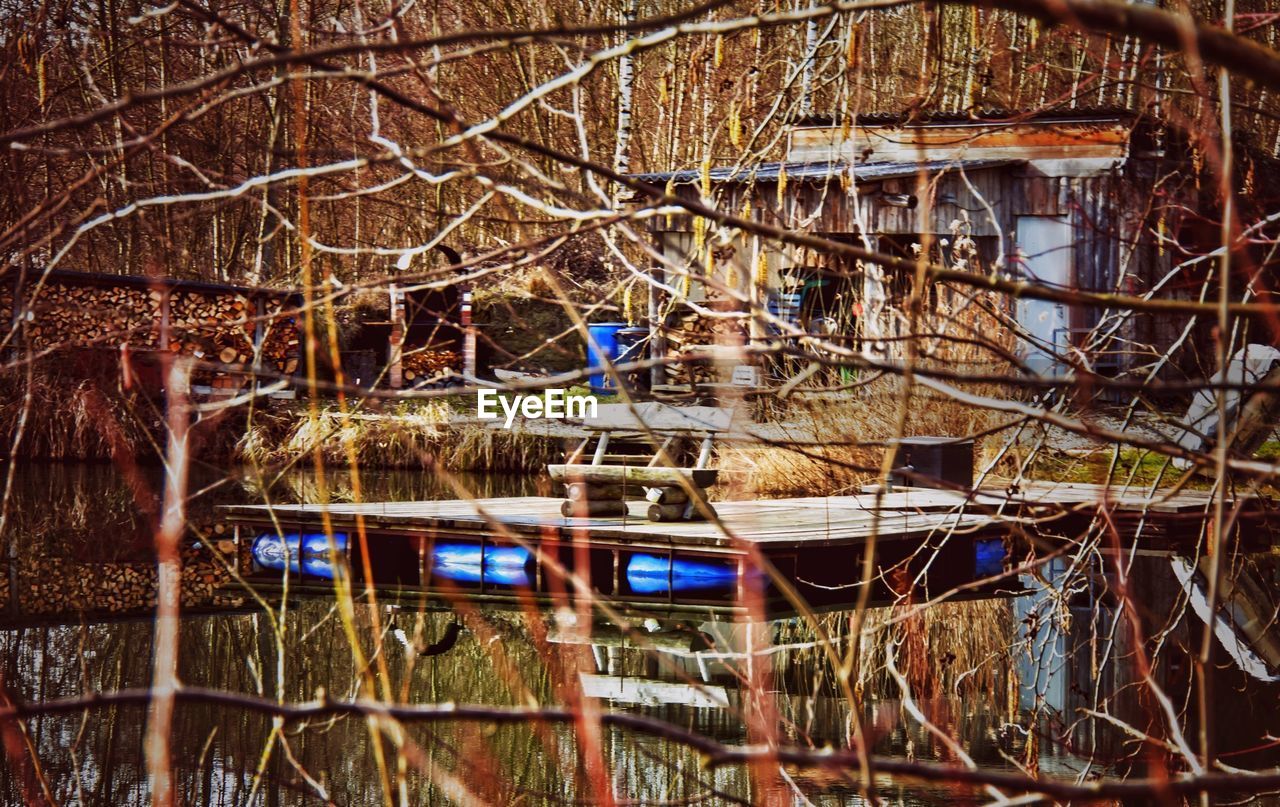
615, 326, 650, 392
616, 327, 647, 364
431, 543, 532, 587
766, 291, 804, 333
624, 553, 740, 595
586, 322, 627, 394
251, 532, 348, 579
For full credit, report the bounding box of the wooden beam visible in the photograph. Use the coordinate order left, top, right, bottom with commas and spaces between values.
549, 464, 718, 488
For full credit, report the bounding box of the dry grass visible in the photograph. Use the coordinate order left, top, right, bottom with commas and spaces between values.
777, 598, 1016, 706
0, 362, 561, 472
0, 363, 156, 461
236, 402, 562, 472
722, 377, 1014, 497
890, 598, 1016, 702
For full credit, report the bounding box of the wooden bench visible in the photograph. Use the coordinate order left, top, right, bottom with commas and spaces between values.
548, 402, 732, 522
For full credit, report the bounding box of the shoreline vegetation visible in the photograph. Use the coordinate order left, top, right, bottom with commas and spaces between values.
0, 369, 1189, 741
4, 361, 1231, 493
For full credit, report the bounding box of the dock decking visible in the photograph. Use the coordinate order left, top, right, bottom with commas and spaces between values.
219, 480, 1277, 614
222, 480, 1269, 550
222, 494, 1005, 550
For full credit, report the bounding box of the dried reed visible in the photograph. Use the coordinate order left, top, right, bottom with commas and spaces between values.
0, 363, 154, 461
722, 378, 1014, 497
236, 402, 562, 472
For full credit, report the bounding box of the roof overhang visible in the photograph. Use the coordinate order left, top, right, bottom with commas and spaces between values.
790, 118, 1130, 165
629, 158, 1022, 188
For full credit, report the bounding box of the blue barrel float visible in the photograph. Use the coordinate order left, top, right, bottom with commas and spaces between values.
431, 543, 533, 587
585, 322, 627, 395
625, 553, 740, 595
252, 532, 348, 579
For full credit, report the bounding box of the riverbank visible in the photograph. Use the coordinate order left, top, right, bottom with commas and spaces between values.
4, 363, 1215, 496
0, 364, 567, 472
236, 401, 566, 473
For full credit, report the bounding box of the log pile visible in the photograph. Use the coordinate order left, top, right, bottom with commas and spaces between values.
259, 309, 300, 375
402, 348, 461, 384
25, 283, 159, 349
553, 464, 718, 523
560, 481, 715, 521
168, 289, 252, 360
8, 543, 244, 617
662, 312, 747, 385
4, 278, 301, 378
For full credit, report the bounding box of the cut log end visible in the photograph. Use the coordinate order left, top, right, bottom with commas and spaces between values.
560, 499, 629, 518
646, 502, 715, 522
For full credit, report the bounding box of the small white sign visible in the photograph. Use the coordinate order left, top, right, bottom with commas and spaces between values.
730, 365, 759, 387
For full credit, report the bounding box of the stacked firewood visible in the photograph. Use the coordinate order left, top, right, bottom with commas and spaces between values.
24, 284, 160, 349
259, 310, 300, 374
168, 289, 252, 359
402, 348, 461, 383
169, 293, 298, 375
662, 312, 747, 385
7, 280, 300, 375
0, 283, 13, 323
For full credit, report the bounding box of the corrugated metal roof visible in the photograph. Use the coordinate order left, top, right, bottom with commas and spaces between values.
630, 158, 1021, 186
789, 107, 1134, 126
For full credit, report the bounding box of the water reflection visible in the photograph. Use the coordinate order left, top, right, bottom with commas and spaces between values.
251, 532, 349, 579
5, 462, 539, 564
0, 464, 541, 620
8, 462, 1234, 805
0, 600, 1047, 805
624, 553, 741, 595
430, 543, 533, 586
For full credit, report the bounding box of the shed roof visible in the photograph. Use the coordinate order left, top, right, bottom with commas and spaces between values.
22, 267, 301, 300
789, 107, 1133, 127
630, 158, 1021, 186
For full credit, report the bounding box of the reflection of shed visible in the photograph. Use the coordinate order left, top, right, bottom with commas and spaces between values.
634, 112, 1277, 389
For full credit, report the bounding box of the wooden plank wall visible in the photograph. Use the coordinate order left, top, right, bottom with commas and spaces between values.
646, 157, 1210, 383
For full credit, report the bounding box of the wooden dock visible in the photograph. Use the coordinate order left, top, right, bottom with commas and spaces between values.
220, 481, 1278, 614
222, 494, 1002, 550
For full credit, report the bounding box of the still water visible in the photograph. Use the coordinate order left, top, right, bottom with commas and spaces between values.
0, 463, 1071, 805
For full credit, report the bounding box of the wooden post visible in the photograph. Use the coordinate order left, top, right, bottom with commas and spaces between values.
159, 287, 172, 353
591, 432, 611, 466
6, 265, 24, 362
388, 283, 404, 389
461, 285, 476, 379
648, 263, 664, 389
252, 297, 265, 361
748, 235, 763, 343
695, 435, 713, 469
251, 296, 265, 393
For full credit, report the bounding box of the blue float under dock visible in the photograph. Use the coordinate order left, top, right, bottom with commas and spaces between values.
221, 483, 1275, 613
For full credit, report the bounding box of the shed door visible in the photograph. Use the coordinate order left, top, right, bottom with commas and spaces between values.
1015, 216, 1073, 377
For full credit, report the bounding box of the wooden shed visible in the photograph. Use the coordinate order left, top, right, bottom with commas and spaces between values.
633, 111, 1275, 391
